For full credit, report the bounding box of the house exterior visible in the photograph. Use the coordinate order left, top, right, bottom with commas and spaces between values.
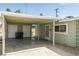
0, 11, 79, 55
55, 18, 79, 48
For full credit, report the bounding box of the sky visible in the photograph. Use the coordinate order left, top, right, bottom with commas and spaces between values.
0, 3, 79, 18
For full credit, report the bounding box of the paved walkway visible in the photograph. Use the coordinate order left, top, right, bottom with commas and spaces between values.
5, 39, 79, 56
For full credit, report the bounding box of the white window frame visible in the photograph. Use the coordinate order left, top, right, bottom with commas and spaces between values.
45, 24, 50, 40
55, 23, 68, 35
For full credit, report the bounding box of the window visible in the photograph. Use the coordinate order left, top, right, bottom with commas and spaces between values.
55, 24, 67, 33
60, 25, 66, 32
55, 26, 59, 32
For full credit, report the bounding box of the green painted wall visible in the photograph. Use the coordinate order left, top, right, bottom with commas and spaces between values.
55, 21, 76, 47
75, 20, 79, 48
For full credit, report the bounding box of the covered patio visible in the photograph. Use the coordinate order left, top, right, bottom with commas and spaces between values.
5, 38, 75, 56
1, 12, 55, 55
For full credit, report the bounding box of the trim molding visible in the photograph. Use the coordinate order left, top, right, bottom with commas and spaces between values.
55, 23, 68, 35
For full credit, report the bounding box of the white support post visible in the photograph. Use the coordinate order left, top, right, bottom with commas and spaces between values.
1, 14, 6, 55
53, 21, 55, 46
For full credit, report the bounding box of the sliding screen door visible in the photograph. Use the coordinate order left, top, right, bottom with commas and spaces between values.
45, 25, 50, 40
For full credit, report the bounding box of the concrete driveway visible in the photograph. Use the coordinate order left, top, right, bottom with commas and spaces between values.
5, 38, 78, 56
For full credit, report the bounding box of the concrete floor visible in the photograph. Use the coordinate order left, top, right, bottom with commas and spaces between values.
5, 38, 79, 56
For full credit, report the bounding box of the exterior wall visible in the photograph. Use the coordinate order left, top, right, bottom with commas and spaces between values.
23, 25, 31, 37
39, 24, 44, 39
76, 20, 79, 48
35, 25, 41, 38
55, 21, 76, 47
7, 24, 31, 39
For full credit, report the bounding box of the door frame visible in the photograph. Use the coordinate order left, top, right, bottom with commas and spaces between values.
45, 24, 50, 40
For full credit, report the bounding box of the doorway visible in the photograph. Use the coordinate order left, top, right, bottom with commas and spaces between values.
31, 24, 39, 41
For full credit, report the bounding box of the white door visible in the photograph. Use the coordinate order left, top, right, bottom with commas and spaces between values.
23, 25, 30, 37
45, 25, 50, 40
8, 24, 17, 38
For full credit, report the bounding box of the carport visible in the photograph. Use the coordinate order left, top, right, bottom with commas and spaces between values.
1, 12, 55, 55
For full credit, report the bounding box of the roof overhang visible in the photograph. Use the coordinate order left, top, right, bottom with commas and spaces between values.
2, 12, 56, 24
59, 18, 79, 22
